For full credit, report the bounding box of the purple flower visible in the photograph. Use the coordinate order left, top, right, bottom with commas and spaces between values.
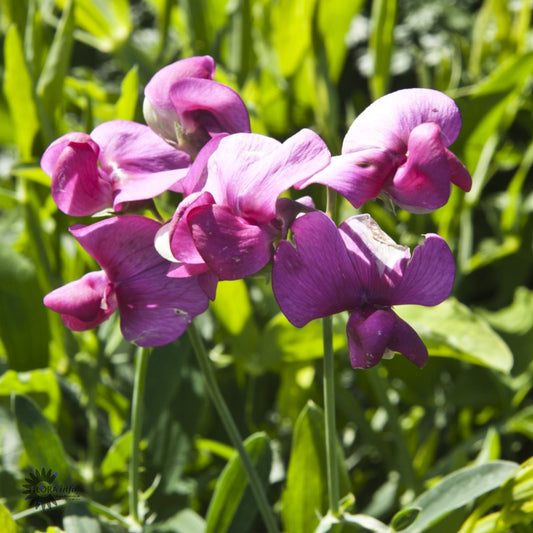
272, 210, 455, 368
298, 89, 472, 213
41, 120, 191, 217
143, 56, 251, 156
44, 215, 211, 347
157, 129, 331, 281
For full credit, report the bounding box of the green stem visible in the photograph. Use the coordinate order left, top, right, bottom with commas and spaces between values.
128, 346, 150, 525
188, 323, 280, 533
323, 314, 340, 515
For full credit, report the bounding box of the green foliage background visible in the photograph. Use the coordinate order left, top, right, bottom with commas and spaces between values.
1, 0, 533, 531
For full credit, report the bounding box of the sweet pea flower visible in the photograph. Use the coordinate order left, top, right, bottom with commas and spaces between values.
44, 215, 212, 347
156, 129, 331, 281
272, 211, 455, 368
41, 120, 191, 217
143, 55, 251, 156
297, 89, 471, 213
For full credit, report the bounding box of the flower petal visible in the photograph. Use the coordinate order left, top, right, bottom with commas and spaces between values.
189, 204, 276, 280
90, 120, 190, 210
446, 149, 472, 192
392, 233, 455, 306
347, 307, 427, 368
272, 211, 362, 327
384, 122, 452, 213
343, 88, 463, 155
70, 216, 165, 282
339, 214, 410, 305
206, 129, 330, 223
42, 133, 113, 216
43, 271, 117, 331
296, 149, 396, 208
117, 262, 209, 347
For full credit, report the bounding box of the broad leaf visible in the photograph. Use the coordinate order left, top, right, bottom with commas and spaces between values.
396, 298, 513, 373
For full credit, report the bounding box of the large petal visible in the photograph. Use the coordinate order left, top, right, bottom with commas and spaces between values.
346, 307, 427, 368
189, 204, 276, 280
43, 271, 117, 331
206, 129, 330, 223
343, 88, 463, 155
272, 211, 362, 327
116, 262, 209, 347
43, 133, 113, 216
391, 233, 455, 306
296, 149, 397, 208
339, 214, 410, 305
91, 120, 190, 209
384, 122, 452, 213
70, 216, 165, 282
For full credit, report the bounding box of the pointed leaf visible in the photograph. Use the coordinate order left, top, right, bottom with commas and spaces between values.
205, 432, 272, 533
282, 401, 350, 533
401, 461, 518, 533
12, 394, 69, 481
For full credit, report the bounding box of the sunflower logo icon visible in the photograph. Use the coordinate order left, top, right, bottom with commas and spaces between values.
22, 468, 58, 509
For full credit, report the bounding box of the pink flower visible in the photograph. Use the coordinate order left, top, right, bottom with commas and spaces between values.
44, 216, 212, 347
157, 130, 330, 280
298, 89, 471, 213
143, 56, 251, 156
41, 120, 191, 216
272, 211, 455, 368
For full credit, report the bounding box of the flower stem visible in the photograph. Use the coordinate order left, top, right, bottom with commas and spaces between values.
188, 322, 280, 533
322, 314, 340, 515
128, 346, 150, 525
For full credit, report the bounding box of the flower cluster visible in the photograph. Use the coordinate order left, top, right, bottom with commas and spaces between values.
43, 56, 471, 366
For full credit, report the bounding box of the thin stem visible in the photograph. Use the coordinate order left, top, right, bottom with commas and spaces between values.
188, 322, 280, 533
128, 346, 150, 525
323, 315, 340, 515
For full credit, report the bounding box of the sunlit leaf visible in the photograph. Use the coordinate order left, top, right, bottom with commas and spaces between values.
401, 461, 518, 533
396, 298, 513, 373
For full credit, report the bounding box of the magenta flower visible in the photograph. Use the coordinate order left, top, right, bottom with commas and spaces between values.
298, 89, 471, 213
44, 216, 211, 347
272, 211, 455, 368
41, 120, 191, 217
158, 129, 331, 280
143, 55, 251, 156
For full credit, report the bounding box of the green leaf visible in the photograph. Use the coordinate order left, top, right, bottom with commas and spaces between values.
12, 394, 70, 481
401, 461, 518, 533
147, 509, 206, 533
3, 24, 39, 159
395, 298, 513, 373
257, 313, 346, 371
0, 246, 50, 371
318, 0, 364, 83
282, 401, 350, 533
115, 65, 139, 121
0, 503, 18, 533
210, 280, 252, 336
100, 431, 132, 477
0, 369, 60, 422
369, 0, 397, 99
390, 508, 420, 531
205, 432, 272, 533
271, 0, 317, 77
36, 0, 75, 128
